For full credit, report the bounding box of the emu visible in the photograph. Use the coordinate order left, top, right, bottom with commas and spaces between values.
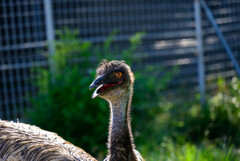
0, 60, 143, 161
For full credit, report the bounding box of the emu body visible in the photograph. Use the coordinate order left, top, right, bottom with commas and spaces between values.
0, 120, 96, 161
0, 60, 143, 161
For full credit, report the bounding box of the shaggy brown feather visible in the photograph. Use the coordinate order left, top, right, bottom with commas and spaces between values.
0, 120, 97, 161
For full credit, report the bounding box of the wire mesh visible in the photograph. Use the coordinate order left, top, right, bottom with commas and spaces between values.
0, 0, 240, 120
0, 0, 47, 120
203, 0, 240, 90
52, 0, 198, 92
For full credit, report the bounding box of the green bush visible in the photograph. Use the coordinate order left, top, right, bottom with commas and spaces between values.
167, 77, 240, 146
27, 29, 109, 157
206, 77, 240, 145
26, 28, 240, 159
27, 28, 173, 159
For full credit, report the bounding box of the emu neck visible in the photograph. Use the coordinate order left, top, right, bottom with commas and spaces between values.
108, 85, 136, 161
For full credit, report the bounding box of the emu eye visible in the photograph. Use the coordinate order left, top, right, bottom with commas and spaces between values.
115, 72, 122, 78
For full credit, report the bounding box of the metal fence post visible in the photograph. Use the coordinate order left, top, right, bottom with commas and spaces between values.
200, 0, 240, 77
194, 0, 205, 104
44, 0, 55, 79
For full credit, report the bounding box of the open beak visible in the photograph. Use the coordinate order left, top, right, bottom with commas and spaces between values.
89, 75, 105, 99
90, 75, 124, 99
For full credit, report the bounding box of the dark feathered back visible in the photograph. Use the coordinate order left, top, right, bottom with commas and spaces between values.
0, 120, 97, 161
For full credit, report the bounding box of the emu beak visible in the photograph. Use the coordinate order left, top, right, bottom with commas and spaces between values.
89, 75, 104, 99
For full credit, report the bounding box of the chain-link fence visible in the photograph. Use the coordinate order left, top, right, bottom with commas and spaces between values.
1, 0, 240, 120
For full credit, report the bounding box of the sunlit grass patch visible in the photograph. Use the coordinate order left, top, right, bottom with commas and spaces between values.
140, 141, 239, 161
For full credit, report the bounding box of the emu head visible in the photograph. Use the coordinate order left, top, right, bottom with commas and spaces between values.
89, 60, 134, 101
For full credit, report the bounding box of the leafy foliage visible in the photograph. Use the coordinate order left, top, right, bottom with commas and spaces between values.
28, 29, 108, 157
205, 77, 240, 145
26, 28, 240, 160
164, 77, 240, 147
27, 28, 173, 159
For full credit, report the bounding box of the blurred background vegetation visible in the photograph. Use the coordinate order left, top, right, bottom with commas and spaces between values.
26, 29, 240, 161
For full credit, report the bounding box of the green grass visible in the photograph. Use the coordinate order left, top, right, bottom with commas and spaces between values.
139, 141, 239, 161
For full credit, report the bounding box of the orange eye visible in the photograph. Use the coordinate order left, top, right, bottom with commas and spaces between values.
115, 72, 122, 78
